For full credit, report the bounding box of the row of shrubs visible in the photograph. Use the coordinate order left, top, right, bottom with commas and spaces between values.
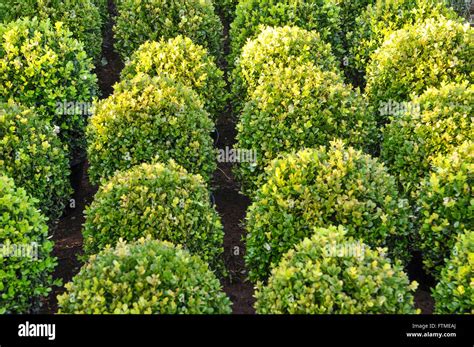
0, 1, 232, 314
59, 4, 231, 312
229, 0, 472, 314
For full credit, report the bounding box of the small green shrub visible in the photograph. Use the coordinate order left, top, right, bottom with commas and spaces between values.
0, 0, 103, 61
0, 175, 59, 314
229, 0, 343, 68
57, 238, 232, 314
347, 0, 459, 84
0, 17, 98, 161
382, 82, 473, 197
231, 25, 340, 110
87, 74, 216, 184
83, 161, 225, 272
214, 0, 238, 21
433, 230, 473, 314
245, 141, 412, 282
0, 102, 72, 220
365, 17, 473, 124
416, 141, 473, 278
114, 0, 223, 61
235, 63, 377, 195
255, 226, 419, 314
120, 36, 226, 119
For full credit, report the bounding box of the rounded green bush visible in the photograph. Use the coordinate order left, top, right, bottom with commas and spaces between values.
0, 102, 72, 220
347, 0, 459, 84
0, 175, 58, 314
231, 25, 340, 110
0, 0, 103, 61
416, 141, 473, 278
87, 74, 216, 184
0, 17, 98, 162
365, 17, 473, 124
245, 141, 412, 282
83, 161, 225, 272
382, 82, 473, 198
120, 36, 226, 119
433, 230, 473, 314
235, 63, 377, 195
229, 0, 343, 68
57, 238, 232, 314
114, 0, 223, 61
255, 226, 419, 314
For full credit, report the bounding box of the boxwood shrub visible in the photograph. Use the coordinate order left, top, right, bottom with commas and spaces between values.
231, 25, 340, 111
83, 161, 225, 272
87, 74, 216, 184
0, 102, 72, 220
347, 0, 459, 84
0, 175, 58, 313
0, 17, 98, 162
235, 63, 377, 195
433, 230, 473, 314
57, 238, 232, 314
0, 0, 103, 61
120, 36, 226, 119
365, 17, 473, 124
416, 141, 473, 278
381, 82, 473, 197
255, 226, 419, 314
245, 141, 412, 282
229, 0, 343, 68
114, 0, 223, 61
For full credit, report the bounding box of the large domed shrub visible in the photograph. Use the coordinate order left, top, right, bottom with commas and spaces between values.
229, 0, 343, 68
0, 18, 98, 161
347, 0, 459, 84
0, 0, 103, 61
113, 0, 223, 60
120, 36, 226, 119
365, 17, 473, 124
235, 63, 377, 195
0, 175, 58, 313
433, 230, 473, 314
87, 74, 216, 184
255, 226, 419, 314
83, 161, 225, 272
0, 103, 72, 220
231, 26, 340, 110
57, 238, 232, 314
245, 141, 411, 282
382, 82, 473, 197
416, 141, 473, 278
